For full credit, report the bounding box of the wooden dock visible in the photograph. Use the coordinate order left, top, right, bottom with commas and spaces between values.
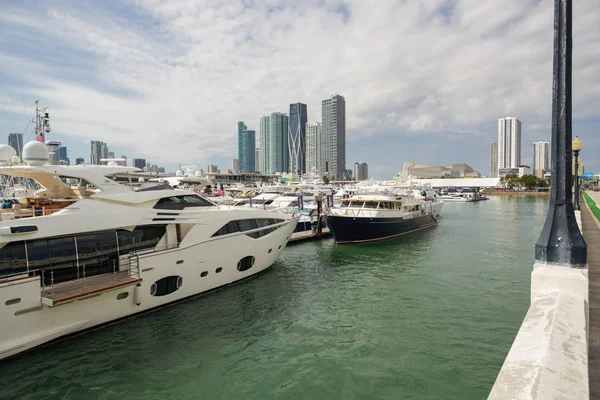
289, 227, 331, 243
41, 271, 141, 306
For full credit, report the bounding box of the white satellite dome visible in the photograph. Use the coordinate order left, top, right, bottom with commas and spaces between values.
0, 144, 17, 166
176, 168, 184, 177
23, 141, 49, 166
138, 177, 145, 182
195, 170, 202, 177
11, 155, 21, 165
107, 161, 118, 166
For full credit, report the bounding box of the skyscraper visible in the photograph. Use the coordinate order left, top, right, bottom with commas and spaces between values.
8, 133, 23, 160
90, 141, 108, 165
322, 94, 346, 180
75, 157, 85, 165
353, 162, 368, 181
58, 146, 69, 165
260, 113, 289, 174
305, 122, 321, 175
533, 141, 550, 171
132, 158, 146, 170
255, 148, 260, 172
232, 158, 239, 174
260, 116, 270, 174
289, 103, 307, 176
497, 117, 522, 169
490, 142, 498, 178
238, 121, 256, 173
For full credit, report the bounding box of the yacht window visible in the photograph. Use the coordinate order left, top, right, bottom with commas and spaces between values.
76, 231, 119, 279
340, 201, 349, 208
213, 219, 284, 238
154, 195, 214, 210
117, 225, 167, 253
379, 202, 391, 210
0, 241, 27, 277
288, 201, 299, 208
364, 202, 378, 209
351, 201, 365, 208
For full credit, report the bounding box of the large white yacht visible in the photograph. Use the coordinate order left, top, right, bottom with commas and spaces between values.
0, 142, 298, 361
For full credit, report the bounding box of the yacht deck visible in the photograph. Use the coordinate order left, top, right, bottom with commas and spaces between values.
41, 271, 141, 306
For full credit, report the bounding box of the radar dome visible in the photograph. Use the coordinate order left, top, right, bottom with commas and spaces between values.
138, 177, 145, 182
107, 161, 118, 166
23, 141, 49, 166
195, 170, 202, 177
0, 144, 17, 165
176, 169, 183, 177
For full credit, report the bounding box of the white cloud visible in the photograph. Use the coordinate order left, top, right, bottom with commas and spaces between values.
0, 0, 599, 165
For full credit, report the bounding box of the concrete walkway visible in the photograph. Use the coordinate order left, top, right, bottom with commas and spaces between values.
582, 192, 600, 398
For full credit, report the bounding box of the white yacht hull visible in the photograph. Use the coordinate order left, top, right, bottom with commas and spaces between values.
0, 220, 296, 361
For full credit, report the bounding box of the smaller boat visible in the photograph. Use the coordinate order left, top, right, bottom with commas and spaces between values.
325, 192, 438, 244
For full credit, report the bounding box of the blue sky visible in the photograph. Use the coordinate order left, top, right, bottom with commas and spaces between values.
0, 0, 599, 178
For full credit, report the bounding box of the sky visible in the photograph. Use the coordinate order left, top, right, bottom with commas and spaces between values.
0, 0, 599, 178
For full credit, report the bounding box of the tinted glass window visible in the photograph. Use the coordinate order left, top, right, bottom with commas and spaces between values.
154, 195, 213, 210
118, 225, 166, 254
77, 231, 119, 278
364, 202, 378, 209
238, 219, 258, 232
0, 241, 27, 276
27, 239, 50, 270
46, 237, 79, 283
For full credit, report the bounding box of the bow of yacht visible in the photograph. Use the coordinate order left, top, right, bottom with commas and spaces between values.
0, 147, 298, 360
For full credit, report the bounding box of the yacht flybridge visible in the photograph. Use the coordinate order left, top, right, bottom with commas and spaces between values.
0, 142, 298, 361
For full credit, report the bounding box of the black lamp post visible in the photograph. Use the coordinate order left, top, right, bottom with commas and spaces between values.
535, 0, 587, 267
573, 136, 583, 211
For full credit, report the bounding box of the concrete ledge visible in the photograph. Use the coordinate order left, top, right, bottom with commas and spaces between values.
489, 290, 589, 399
489, 261, 589, 399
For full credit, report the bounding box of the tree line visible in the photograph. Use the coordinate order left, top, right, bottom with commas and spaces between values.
499, 174, 549, 190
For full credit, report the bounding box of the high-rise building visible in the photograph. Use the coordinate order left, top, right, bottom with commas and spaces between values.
322, 94, 346, 180
207, 164, 218, 174
255, 148, 260, 172
75, 157, 85, 165
117, 155, 127, 166
289, 103, 307, 176
132, 158, 146, 170
490, 142, 498, 178
232, 158, 239, 174
533, 141, 549, 171
58, 146, 69, 165
108, 151, 115, 159
497, 117, 522, 169
260, 113, 289, 174
353, 162, 368, 181
305, 122, 322, 175
238, 121, 256, 173
260, 116, 270, 173
8, 133, 23, 160
90, 141, 108, 165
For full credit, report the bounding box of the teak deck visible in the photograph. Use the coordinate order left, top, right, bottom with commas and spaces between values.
42, 271, 141, 306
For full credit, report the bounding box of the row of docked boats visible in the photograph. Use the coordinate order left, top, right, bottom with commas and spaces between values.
0, 140, 444, 361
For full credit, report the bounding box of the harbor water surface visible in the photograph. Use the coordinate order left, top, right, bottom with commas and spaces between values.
0, 196, 548, 399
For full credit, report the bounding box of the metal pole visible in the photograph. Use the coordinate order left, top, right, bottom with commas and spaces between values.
535, 0, 586, 267
574, 151, 580, 210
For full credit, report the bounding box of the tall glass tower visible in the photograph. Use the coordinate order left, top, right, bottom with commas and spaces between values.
238, 121, 256, 173
289, 103, 307, 176
322, 94, 346, 180
260, 113, 289, 174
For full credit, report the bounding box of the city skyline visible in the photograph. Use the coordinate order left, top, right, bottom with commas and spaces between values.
0, 1, 599, 177
533, 141, 550, 172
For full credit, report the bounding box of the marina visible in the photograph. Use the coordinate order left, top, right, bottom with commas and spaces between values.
0, 196, 545, 399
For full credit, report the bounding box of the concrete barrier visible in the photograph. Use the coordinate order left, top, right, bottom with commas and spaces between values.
489, 210, 589, 399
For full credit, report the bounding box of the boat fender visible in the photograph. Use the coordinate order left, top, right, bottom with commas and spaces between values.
134, 282, 142, 306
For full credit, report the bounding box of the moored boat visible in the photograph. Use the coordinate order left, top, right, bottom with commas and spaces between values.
324, 192, 438, 244
0, 142, 298, 361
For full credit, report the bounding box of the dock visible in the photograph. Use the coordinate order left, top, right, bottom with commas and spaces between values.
583, 192, 600, 398
289, 227, 331, 243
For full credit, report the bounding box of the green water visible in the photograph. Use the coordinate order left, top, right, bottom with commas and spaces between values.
0, 196, 548, 400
